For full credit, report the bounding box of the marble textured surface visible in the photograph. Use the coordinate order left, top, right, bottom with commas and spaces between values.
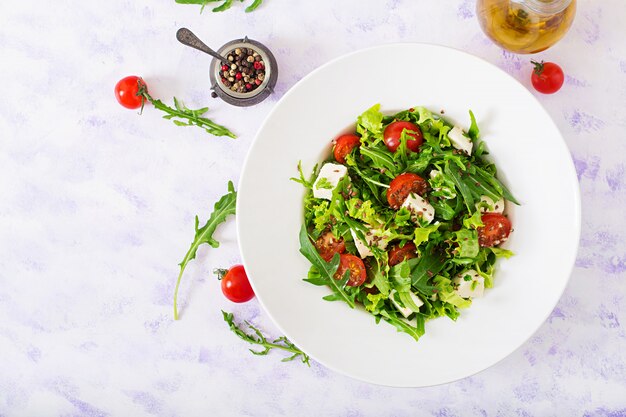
1, 0, 625, 416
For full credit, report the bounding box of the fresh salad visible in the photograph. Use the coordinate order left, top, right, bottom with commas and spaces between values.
294, 105, 519, 341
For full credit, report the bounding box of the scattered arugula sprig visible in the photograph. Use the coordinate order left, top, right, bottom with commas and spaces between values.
222, 311, 310, 366
174, 181, 237, 320
137, 82, 235, 138
175, 0, 263, 13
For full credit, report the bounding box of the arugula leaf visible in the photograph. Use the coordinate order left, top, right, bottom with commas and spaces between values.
410, 246, 445, 295
299, 225, 355, 308
445, 161, 476, 212
359, 146, 397, 175
222, 311, 310, 366
290, 160, 317, 189
468, 110, 479, 140
379, 310, 425, 341
245, 0, 263, 12
389, 260, 412, 292
398, 291, 423, 313
473, 165, 520, 205
174, 0, 263, 13
174, 182, 237, 319
212, 0, 233, 12
315, 177, 333, 190
139, 84, 235, 138
405, 147, 434, 173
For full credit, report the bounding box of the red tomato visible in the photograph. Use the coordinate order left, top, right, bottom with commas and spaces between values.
388, 242, 418, 266
221, 265, 255, 303
387, 173, 429, 209
334, 254, 367, 287
478, 213, 512, 247
115, 76, 147, 109
383, 121, 423, 153
315, 231, 346, 261
333, 134, 361, 164
531, 61, 564, 94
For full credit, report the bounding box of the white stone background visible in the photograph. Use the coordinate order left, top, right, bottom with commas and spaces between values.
0, 0, 625, 416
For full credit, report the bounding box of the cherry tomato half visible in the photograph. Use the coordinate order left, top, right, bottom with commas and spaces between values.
115, 75, 147, 109
388, 242, 418, 266
333, 134, 361, 164
387, 172, 429, 209
531, 61, 564, 94
221, 265, 255, 303
315, 231, 346, 262
477, 213, 512, 247
334, 254, 367, 287
383, 121, 424, 153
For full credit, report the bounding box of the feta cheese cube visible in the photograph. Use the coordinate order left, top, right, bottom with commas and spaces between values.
453, 269, 485, 298
312, 163, 348, 200
350, 228, 390, 258
476, 195, 505, 214
351, 229, 373, 258
401, 193, 435, 224
389, 290, 424, 318
448, 126, 473, 155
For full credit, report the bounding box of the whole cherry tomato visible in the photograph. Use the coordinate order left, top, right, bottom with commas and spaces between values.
115, 75, 147, 109
221, 265, 255, 303
531, 61, 564, 94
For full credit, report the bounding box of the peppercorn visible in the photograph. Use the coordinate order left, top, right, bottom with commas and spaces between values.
218, 46, 267, 95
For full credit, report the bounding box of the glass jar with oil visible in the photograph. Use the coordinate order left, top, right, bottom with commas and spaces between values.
477, 0, 576, 54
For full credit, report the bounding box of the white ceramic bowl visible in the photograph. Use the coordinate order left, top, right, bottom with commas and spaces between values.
237, 44, 580, 387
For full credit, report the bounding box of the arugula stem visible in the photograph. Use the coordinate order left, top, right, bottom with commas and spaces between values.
223, 311, 311, 366
136, 81, 235, 138
173, 251, 193, 320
